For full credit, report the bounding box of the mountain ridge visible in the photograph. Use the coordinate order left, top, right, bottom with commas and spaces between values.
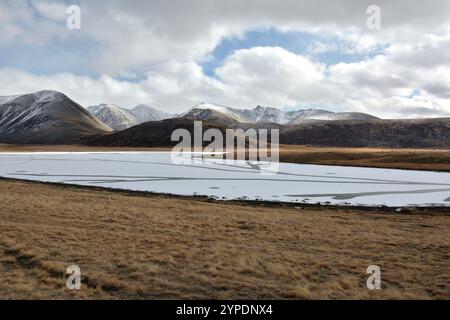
87, 104, 139, 131
0, 90, 112, 144
2, 90, 450, 148
86, 117, 450, 148
180, 103, 378, 124
88, 103, 173, 131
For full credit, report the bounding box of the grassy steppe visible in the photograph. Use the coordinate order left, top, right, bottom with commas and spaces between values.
278, 145, 450, 172
0, 179, 448, 299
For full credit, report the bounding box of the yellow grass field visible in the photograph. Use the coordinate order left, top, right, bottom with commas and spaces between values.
278, 145, 450, 172
0, 178, 449, 299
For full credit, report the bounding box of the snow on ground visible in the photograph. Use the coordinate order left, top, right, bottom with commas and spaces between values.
0, 152, 449, 207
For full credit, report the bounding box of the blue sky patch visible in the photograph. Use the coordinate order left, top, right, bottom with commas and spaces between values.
201, 28, 387, 77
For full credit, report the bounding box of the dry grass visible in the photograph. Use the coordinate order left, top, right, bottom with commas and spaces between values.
0, 179, 449, 299
278, 145, 450, 172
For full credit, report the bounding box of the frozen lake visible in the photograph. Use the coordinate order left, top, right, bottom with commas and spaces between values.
1, 152, 450, 207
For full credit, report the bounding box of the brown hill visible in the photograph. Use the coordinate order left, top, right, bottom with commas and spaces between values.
87, 117, 450, 148
280, 118, 450, 148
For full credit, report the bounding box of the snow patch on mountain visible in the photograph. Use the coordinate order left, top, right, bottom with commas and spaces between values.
88, 103, 173, 131
0, 90, 112, 144
182, 103, 251, 122
181, 103, 378, 124
0, 94, 21, 105
129, 104, 173, 122
288, 109, 379, 124
88, 104, 138, 131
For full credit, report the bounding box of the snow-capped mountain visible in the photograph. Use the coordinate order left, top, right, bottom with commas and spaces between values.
241, 106, 288, 123
287, 109, 379, 124
88, 104, 173, 131
182, 108, 242, 126
128, 104, 173, 122
0, 95, 21, 105
180, 103, 378, 124
0, 90, 112, 144
181, 103, 251, 123
87, 104, 138, 131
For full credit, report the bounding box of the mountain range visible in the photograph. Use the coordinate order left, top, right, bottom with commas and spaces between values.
1, 90, 450, 148
179, 103, 378, 125
86, 117, 450, 148
87, 102, 379, 130
87, 103, 172, 131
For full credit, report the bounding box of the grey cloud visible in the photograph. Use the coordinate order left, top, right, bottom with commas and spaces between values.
1, 0, 450, 118
4, 0, 449, 72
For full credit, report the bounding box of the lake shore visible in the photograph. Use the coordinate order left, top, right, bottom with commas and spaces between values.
1, 151, 450, 207
1, 144, 450, 172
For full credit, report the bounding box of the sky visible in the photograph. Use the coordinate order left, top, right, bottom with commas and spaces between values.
0, 0, 450, 118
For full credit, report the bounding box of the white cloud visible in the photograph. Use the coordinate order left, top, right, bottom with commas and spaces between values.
344, 96, 450, 119
215, 47, 329, 106
1, 39, 450, 119
32, 0, 67, 22
1, 0, 450, 118
3, 0, 450, 72
0, 69, 150, 109
78, 0, 450, 74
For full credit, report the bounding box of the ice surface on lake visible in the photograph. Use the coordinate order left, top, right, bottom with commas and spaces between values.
1, 152, 450, 207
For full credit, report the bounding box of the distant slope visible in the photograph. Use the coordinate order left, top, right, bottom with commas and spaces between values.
128, 104, 173, 122
86, 118, 230, 147
2, 92, 447, 148
181, 108, 242, 126
87, 104, 138, 131
179, 103, 378, 124
88, 104, 173, 131
288, 109, 378, 124
243, 106, 287, 123
87, 117, 450, 148
281, 118, 450, 148
180, 103, 251, 123
0, 90, 112, 144
0, 95, 21, 105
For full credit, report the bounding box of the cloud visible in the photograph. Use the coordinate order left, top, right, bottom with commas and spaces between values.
32, 0, 67, 22
1, 0, 450, 118
328, 36, 450, 102
2, 43, 449, 119
215, 47, 329, 106
0, 47, 332, 111
74, 0, 450, 74
344, 96, 450, 119
3, 0, 450, 72
0, 69, 151, 109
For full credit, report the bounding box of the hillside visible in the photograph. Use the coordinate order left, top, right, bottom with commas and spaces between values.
87, 117, 450, 148
87, 104, 139, 131
0, 91, 112, 144
181, 108, 242, 126
179, 103, 378, 124
129, 104, 172, 122
2, 91, 449, 148
281, 118, 450, 148
88, 104, 173, 131
86, 118, 230, 147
